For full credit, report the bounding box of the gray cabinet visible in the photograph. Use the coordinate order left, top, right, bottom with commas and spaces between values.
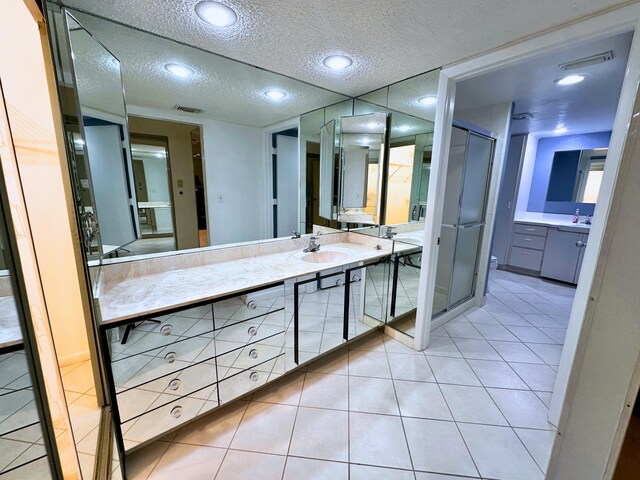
540, 228, 589, 284
507, 223, 547, 272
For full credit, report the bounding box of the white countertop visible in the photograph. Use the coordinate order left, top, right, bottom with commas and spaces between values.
98, 238, 392, 324
514, 212, 591, 231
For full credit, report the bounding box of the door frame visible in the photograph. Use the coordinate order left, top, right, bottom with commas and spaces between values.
415, 3, 640, 478
263, 118, 300, 239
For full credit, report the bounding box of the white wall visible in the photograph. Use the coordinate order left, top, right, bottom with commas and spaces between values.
128, 106, 267, 246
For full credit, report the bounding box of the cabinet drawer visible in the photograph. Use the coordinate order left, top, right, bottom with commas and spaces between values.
217, 332, 285, 381
509, 246, 543, 271
512, 233, 546, 251
213, 315, 284, 354
117, 360, 217, 422
112, 334, 215, 390
514, 223, 548, 237
213, 284, 284, 329
218, 355, 284, 404
121, 393, 217, 447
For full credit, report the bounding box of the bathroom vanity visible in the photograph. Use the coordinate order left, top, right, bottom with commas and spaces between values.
95, 232, 400, 461
506, 218, 590, 284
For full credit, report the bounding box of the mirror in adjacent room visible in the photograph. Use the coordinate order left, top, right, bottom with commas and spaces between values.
64, 13, 138, 259
546, 148, 607, 205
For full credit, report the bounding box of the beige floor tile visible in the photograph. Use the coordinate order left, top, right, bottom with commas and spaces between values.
125, 440, 171, 479
173, 401, 248, 448
349, 350, 392, 378
282, 457, 348, 480
289, 407, 348, 462
299, 372, 348, 410
349, 376, 399, 415
148, 443, 225, 479
388, 353, 435, 382
251, 371, 305, 405
350, 412, 412, 469
229, 402, 297, 455
439, 384, 508, 426
394, 380, 452, 421
215, 450, 285, 480
350, 464, 415, 480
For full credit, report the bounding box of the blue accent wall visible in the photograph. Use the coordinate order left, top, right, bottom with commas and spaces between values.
527, 131, 611, 214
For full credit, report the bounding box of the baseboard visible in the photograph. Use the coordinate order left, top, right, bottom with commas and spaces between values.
430, 298, 476, 331
58, 350, 90, 368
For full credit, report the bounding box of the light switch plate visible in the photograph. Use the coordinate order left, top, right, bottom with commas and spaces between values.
177, 179, 184, 188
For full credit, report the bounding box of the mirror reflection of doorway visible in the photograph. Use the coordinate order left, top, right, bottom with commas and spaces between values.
130, 136, 177, 253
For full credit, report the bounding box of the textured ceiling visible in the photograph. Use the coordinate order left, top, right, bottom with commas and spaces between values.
58, 0, 633, 97
455, 31, 633, 136
67, 10, 349, 128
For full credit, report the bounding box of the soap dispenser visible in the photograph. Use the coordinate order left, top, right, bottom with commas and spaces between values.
572, 208, 580, 224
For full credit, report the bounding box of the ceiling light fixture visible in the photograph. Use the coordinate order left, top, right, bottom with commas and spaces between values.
164, 63, 194, 77
323, 55, 353, 71
366, 121, 380, 129
418, 95, 437, 106
559, 51, 613, 71
195, 1, 238, 27
555, 74, 585, 86
397, 125, 411, 132
265, 89, 286, 100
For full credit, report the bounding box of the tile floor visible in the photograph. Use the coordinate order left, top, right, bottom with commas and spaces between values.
121, 269, 574, 480
61, 360, 101, 479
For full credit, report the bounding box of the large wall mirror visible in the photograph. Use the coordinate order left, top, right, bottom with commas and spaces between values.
546, 148, 607, 206
47, 5, 350, 263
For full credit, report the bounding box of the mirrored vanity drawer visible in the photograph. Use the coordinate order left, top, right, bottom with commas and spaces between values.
218, 354, 284, 404
509, 246, 544, 271
116, 360, 218, 422
213, 283, 285, 329
111, 333, 216, 390
216, 332, 285, 380
213, 315, 284, 354
121, 392, 216, 448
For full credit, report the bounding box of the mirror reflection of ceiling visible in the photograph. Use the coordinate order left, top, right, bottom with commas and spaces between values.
67, 10, 349, 128
341, 113, 386, 134
455, 31, 633, 136
57, 0, 628, 96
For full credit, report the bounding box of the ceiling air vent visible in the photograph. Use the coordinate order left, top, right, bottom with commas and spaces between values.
559, 51, 613, 71
174, 105, 204, 114
512, 112, 533, 121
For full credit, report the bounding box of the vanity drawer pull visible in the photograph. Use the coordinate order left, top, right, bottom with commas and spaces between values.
160, 324, 174, 336
170, 406, 183, 418
247, 300, 257, 310
164, 352, 177, 363
336, 279, 344, 286
525, 228, 535, 232
523, 237, 533, 242
249, 371, 259, 382
351, 274, 360, 282
247, 326, 258, 336
248, 349, 259, 359
168, 379, 181, 391
520, 252, 532, 256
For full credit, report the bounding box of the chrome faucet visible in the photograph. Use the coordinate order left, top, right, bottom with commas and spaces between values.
303, 236, 320, 252
383, 226, 397, 239
291, 231, 301, 239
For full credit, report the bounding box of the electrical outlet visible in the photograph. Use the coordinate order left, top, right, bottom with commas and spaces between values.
177, 179, 184, 188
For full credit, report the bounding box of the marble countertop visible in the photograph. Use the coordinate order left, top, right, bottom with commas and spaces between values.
98, 240, 392, 324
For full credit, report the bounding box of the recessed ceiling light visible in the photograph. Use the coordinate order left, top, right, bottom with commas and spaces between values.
418, 95, 437, 106
397, 125, 411, 132
323, 55, 353, 71
554, 127, 568, 134
555, 74, 585, 86
366, 122, 379, 129
164, 63, 194, 77
265, 89, 286, 100
195, 1, 238, 27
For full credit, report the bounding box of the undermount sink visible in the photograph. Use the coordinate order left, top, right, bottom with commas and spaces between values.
300, 250, 349, 263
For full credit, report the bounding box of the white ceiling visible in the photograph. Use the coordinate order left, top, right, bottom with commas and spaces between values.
455, 31, 633, 136
59, 0, 633, 97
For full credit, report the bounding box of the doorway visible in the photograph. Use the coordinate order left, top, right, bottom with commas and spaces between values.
191, 128, 208, 247
271, 128, 299, 238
